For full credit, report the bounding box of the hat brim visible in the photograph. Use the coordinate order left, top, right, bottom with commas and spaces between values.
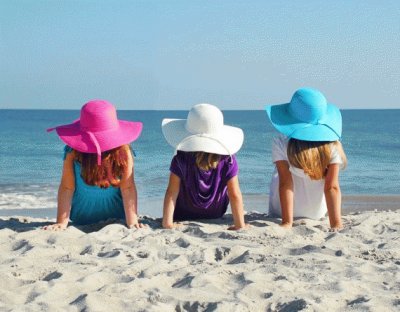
265, 103, 342, 141
54, 120, 143, 153
161, 119, 244, 155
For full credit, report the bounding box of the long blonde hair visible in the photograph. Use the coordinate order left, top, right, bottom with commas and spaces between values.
195, 152, 221, 171
73, 144, 130, 187
287, 139, 347, 180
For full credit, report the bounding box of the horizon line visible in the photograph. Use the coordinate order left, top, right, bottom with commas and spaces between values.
1, 107, 399, 111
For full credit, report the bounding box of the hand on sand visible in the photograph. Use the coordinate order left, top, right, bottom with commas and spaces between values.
127, 222, 148, 229
329, 224, 343, 232
162, 222, 182, 229
227, 223, 250, 231
279, 222, 293, 229
43, 223, 68, 231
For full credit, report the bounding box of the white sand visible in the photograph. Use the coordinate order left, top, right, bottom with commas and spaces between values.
0, 210, 399, 311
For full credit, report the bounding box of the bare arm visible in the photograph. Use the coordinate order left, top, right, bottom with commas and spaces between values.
276, 160, 294, 228
226, 176, 248, 230
324, 164, 342, 230
120, 147, 144, 229
162, 173, 181, 229
44, 152, 75, 230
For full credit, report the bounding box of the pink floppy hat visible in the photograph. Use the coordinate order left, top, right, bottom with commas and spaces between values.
47, 100, 143, 165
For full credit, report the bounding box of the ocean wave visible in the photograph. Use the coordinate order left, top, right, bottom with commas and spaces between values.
0, 185, 57, 210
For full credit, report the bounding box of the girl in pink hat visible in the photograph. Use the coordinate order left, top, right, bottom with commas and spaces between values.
44, 100, 145, 230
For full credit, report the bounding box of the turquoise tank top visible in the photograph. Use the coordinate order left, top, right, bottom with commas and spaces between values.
64, 146, 125, 225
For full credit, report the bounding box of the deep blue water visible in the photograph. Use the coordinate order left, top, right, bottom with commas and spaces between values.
0, 109, 399, 210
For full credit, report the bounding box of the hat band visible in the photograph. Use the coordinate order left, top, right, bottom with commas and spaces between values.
86, 131, 102, 166
47, 126, 103, 165
287, 122, 341, 141
176, 133, 233, 162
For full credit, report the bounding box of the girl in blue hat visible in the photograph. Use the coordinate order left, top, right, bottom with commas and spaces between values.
265, 88, 347, 230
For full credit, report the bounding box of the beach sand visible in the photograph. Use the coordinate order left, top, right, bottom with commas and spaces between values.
0, 206, 399, 311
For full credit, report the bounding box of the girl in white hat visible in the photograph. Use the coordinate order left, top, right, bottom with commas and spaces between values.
161, 103, 249, 230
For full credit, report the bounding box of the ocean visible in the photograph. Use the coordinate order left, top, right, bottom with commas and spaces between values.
0, 109, 399, 217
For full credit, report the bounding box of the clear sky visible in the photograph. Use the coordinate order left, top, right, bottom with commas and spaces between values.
1, 0, 399, 109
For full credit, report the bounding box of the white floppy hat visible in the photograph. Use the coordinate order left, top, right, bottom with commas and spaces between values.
161, 103, 244, 155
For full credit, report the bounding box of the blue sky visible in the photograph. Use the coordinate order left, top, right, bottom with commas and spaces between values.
1, 0, 399, 109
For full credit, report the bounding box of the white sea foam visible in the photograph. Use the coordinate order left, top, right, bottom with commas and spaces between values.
0, 187, 57, 210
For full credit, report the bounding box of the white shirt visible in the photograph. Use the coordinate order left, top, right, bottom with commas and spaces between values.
269, 134, 343, 219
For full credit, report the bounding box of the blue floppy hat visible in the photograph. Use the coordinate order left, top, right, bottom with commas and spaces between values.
265, 88, 342, 141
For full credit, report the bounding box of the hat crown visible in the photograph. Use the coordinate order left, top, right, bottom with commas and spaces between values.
80, 100, 119, 131
185, 104, 223, 134
288, 88, 327, 124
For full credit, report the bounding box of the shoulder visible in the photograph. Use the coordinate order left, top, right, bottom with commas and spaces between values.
121, 144, 133, 160
170, 151, 193, 176
120, 144, 130, 152
63, 145, 76, 161
272, 134, 289, 162
220, 154, 237, 166
272, 134, 289, 148
174, 151, 194, 163
329, 142, 343, 165
64, 145, 73, 153
221, 154, 238, 178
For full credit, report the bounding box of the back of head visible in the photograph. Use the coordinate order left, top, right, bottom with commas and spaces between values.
74, 145, 130, 187
195, 152, 221, 171
287, 139, 347, 180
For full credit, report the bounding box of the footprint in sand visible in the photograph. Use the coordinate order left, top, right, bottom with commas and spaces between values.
347, 296, 371, 307
42, 271, 62, 282
12, 239, 33, 253
175, 238, 191, 248
183, 227, 206, 238
289, 245, 321, 256
176, 302, 218, 312
80, 245, 94, 255
276, 298, 308, 311
172, 275, 194, 288
136, 250, 150, 258
215, 247, 231, 262
97, 250, 120, 258
69, 293, 87, 306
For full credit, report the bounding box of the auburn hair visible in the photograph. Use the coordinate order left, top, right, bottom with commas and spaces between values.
72, 145, 131, 188
287, 139, 347, 180
195, 152, 221, 171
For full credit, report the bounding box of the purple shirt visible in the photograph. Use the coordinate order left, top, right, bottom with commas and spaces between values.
170, 151, 238, 220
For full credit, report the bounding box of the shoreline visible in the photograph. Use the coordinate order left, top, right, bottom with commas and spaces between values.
0, 194, 398, 219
